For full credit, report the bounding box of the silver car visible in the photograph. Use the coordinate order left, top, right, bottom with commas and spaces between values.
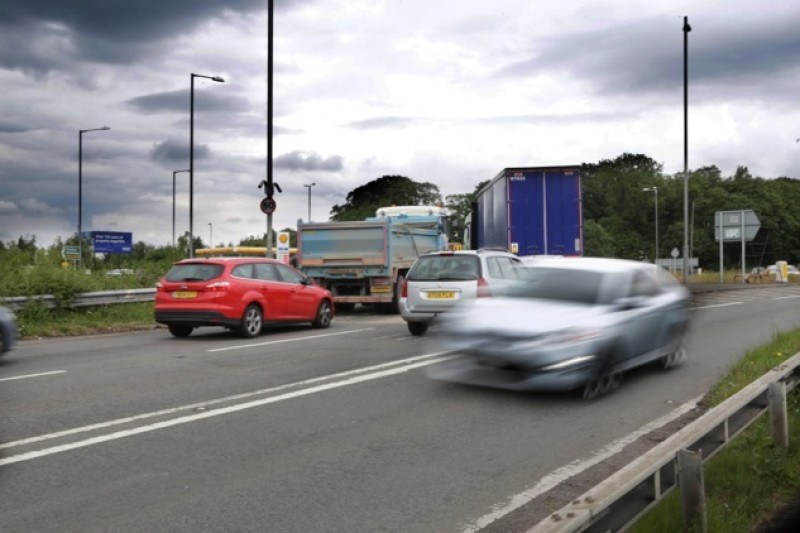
399, 250, 521, 336
426, 257, 691, 399
1, 305, 17, 356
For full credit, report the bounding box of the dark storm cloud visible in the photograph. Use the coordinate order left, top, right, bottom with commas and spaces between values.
0, 0, 310, 74
497, 14, 800, 101
274, 151, 343, 172
126, 89, 250, 115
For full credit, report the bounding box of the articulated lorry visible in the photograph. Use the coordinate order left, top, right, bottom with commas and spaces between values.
465, 166, 583, 256
297, 206, 449, 312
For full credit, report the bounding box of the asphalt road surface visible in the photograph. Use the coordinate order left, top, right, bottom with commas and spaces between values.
2, 284, 800, 532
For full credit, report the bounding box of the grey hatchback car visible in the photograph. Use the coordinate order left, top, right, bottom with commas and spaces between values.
399, 249, 521, 336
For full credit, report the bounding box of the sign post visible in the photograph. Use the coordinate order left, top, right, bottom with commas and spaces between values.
714, 210, 760, 283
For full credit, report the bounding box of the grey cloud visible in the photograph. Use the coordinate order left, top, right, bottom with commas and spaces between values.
347, 116, 420, 130
274, 151, 343, 172
127, 89, 248, 115
151, 139, 209, 164
0, 121, 31, 133
497, 13, 800, 102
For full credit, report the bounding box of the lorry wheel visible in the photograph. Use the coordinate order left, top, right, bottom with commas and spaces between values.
407, 321, 428, 336
239, 304, 263, 338
168, 324, 193, 338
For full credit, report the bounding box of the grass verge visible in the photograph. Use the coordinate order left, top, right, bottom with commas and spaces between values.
15, 302, 157, 338
630, 328, 800, 531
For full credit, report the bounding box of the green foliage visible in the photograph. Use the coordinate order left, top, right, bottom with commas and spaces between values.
330, 175, 442, 221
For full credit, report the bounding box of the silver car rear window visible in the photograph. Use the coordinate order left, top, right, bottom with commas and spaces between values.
408, 255, 480, 281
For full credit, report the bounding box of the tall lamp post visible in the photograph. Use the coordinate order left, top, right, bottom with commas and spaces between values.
172, 169, 190, 247
189, 72, 225, 258
78, 126, 110, 269
642, 187, 659, 266
208, 222, 213, 249
304, 182, 316, 222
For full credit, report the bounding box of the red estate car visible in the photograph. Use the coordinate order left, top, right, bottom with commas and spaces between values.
155, 257, 334, 338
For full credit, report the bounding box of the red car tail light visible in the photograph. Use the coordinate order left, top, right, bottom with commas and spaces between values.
401, 277, 409, 298
477, 277, 491, 297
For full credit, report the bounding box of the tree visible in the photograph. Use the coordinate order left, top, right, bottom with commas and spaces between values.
445, 180, 489, 243
330, 175, 442, 221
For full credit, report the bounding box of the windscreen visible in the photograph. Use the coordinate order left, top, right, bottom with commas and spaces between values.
165, 263, 224, 282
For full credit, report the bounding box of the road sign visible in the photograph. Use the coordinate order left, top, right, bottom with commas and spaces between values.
62, 246, 80, 259
714, 210, 760, 242
260, 197, 276, 215
671, 247, 679, 258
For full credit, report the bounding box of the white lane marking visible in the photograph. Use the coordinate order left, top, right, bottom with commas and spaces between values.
0, 351, 451, 453
462, 396, 702, 532
207, 328, 375, 352
0, 370, 67, 382
775, 295, 800, 300
691, 301, 743, 310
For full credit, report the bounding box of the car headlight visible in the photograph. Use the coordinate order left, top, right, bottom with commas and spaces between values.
540, 354, 598, 371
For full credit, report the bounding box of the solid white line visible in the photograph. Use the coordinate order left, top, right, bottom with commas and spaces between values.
206, 328, 375, 352
462, 396, 702, 532
774, 295, 800, 300
0, 370, 66, 382
691, 301, 743, 310
0, 351, 452, 454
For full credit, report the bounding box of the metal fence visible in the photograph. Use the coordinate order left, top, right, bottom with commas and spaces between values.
530, 352, 800, 532
1, 288, 156, 311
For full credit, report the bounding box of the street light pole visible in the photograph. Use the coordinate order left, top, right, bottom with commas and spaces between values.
208, 222, 213, 248
172, 169, 190, 247
682, 16, 691, 282
304, 182, 316, 222
189, 72, 225, 258
78, 126, 110, 270
643, 187, 659, 266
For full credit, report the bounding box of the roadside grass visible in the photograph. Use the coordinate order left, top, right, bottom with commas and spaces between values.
15, 302, 157, 338
630, 329, 800, 532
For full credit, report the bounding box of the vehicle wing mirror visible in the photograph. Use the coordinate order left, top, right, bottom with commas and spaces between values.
613, 296, 644, 311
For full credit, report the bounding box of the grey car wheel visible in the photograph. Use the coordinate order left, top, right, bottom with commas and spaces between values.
239, 304, 263, 338
662, 335, 687, 369
313, 300, 332, 328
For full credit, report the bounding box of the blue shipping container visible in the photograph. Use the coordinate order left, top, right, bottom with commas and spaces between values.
476, 166, 583, 256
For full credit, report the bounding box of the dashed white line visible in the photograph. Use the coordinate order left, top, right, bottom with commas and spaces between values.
0, 370, 66, 382
775, 295, 800, 301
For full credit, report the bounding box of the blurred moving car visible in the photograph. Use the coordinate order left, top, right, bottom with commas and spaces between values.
0, 305, 17, 355
427, 257, 691, 399
155, 257, 334, 338
399, 249, 522, 336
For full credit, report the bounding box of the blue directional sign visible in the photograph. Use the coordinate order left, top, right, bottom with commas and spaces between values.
91, 231, 133, 254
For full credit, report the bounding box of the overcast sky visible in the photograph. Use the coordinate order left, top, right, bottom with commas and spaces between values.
2, 0, 799, 249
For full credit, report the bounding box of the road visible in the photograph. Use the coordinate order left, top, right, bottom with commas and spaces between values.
1, 285, 800, 532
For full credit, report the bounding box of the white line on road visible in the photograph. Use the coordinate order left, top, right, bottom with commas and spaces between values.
775, 295, 800, 300
691, 301, 743, 310
0, 352, 452, 460
206, 328, 376, 352
462, 396, 702, 532
0, 370, 66, 382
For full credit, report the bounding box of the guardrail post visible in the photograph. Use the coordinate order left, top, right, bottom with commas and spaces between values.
768, 381, 789, 448
678, 448, 707, 532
